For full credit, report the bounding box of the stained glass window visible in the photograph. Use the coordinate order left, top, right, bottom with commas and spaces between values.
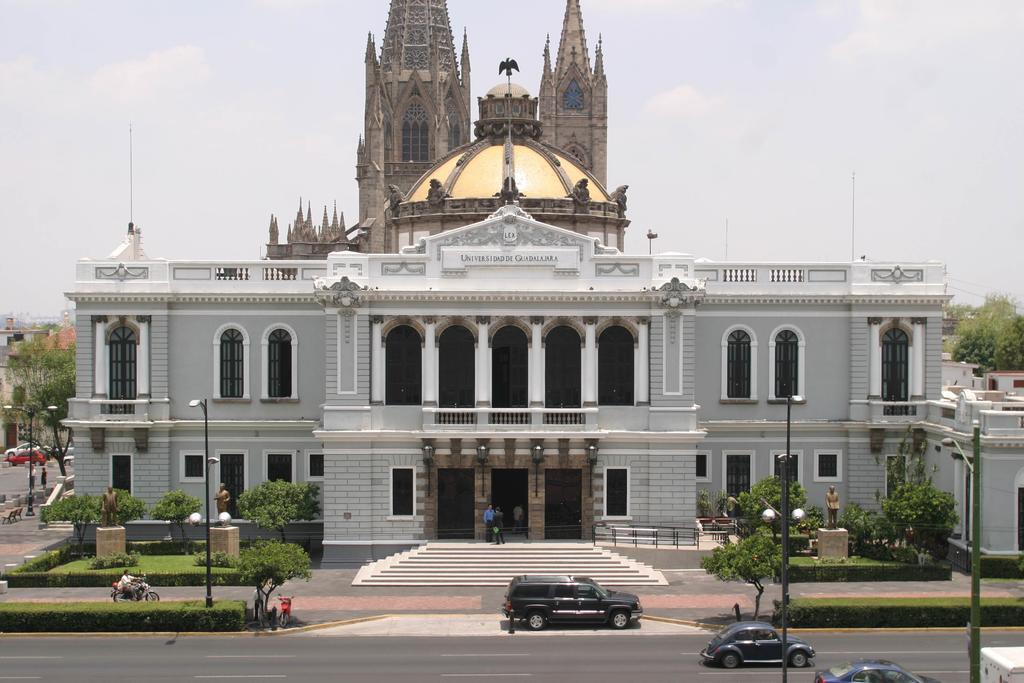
402, 102, 429, 162
564, 79, 584, 110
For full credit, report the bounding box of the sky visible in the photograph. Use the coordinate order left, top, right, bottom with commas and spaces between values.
1, 0, 1022, 318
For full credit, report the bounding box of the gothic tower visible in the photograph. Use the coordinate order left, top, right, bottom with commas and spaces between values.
539, 0, 608, 187
356, 0, 472, 253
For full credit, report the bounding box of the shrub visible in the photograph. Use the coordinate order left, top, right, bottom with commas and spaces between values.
152, 491, 202, 553
733, 476, 807, 537
112, 489, 147, 526
237, 481, 320, 541
239, 540, 312, 609
980, 555, 1024, 579
6, 569, 243, 589
779, 597, 1024, 628
0, 600, 245, 632
88, 552, 140, 570
788, 558, 951, 582
41, 496, 100, 551
194, 551, 239, 569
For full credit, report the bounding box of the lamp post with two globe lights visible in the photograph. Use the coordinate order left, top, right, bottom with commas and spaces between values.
942, 423, 981, 683
187, 398, 223, 608
3, 404, 60, 517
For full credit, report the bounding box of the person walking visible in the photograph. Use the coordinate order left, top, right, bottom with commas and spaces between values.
483, 504, 495, 542
512, 503, 524, 535
493, 506, 505, 545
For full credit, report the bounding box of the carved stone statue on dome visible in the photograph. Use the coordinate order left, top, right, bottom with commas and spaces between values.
610, 184, 629, 218
426, 179, 448, 207
386, 185, 405, 216
498, 175, 520, 203
569, 178, 590, 212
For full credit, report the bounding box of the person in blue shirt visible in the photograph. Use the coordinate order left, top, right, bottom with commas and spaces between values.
483, 504, 495, 542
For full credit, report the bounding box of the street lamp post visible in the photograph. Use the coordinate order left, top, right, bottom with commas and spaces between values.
188, 398, 215, 609
780, 393, 802, 683
3, 404, 48, 517
942, 422, 982, 683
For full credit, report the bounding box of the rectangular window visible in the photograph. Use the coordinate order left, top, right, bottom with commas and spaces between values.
814, 451, 843, 483
267, 453, 293, 483
391, 467, 414, 517
695, 452, 709, 481
604, 468, 629, 517
308, 453, 324, 479
111, 454, 131, 493
773, 451, 800, 483
725, 452, 752, 498
183, 453, 204, 480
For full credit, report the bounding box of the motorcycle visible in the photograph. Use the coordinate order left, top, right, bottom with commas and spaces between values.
110, 575, 160, 602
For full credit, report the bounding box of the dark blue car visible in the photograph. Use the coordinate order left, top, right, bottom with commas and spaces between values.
814, 660, 941, 683
700, 621, 815, 669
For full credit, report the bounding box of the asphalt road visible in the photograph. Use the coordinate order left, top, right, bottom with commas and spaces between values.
0, 630, 1021, 682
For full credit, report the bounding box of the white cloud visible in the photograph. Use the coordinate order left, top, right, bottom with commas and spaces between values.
586, 0, 743, 11
831, 0, 1023, 61
643, 84, 723, 118
90, 46, 211, 104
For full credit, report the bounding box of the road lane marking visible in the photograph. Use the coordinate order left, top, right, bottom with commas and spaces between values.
194, 677, 287, 679
206, 656, 296, 659
0, 657, 62, 660
0, 678, 43, 680
441, 675, 532, 678
440, 654, 531, 658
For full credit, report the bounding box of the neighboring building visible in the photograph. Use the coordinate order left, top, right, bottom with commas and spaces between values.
63, 0, 955, 566
942, 352, 983, 390
984, 371, 1024, 394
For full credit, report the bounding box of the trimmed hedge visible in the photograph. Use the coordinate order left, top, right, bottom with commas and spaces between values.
0, 600, 245, 632
980, 555, 1024, 579
7, 547, 242, 588
778, 597, 1024, 628
789, 557, 951, 582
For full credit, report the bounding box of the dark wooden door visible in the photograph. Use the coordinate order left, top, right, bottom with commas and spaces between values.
437, 468, 475, 539
220, 454, 245, 518
545, 469, 582, 539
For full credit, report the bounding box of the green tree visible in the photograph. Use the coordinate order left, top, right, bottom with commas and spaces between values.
882, 480, 958, 557
4, 335, 76, 476
112, 489, 147, 526
238, 540, 311, 611
41, 495, 100, 552
734, 476, 807, 537
952, 294, 1019, 373
701, 529, 781, 620
237, 480, 320, 541
152, 490, 202, 553
994, 315, 1024, 370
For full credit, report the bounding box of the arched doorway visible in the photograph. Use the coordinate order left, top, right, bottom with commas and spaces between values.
438, 326, 475, 407
545, 326, 581, 408
492, 326, 528, 408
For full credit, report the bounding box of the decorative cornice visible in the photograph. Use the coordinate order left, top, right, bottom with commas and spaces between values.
314, 276, 366, 308
68, 293, 318, 305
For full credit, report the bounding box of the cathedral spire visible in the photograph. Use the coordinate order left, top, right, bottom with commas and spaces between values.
365, 31, 377, 65
594, 34, 605, 78
543, 34, 553, 76
380, 0, 457, 73
555, 0, 592, 79
460, 27, 471, 84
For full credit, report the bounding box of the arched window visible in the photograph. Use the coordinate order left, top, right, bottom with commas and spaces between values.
402, 102, 429, 162
727, 330, 752, 399
564, 79, 584, 110
446, 99, 462, 152
881, 328, 909, 402
220, 329, 245, 399
438, 326, 475, 408
492, 326, 528, 408
598, 326, 633, 405
109, 326, 137, 406
774, 329, 799, 399
386, 325, 422, 405
267, 329, 292, 398
545, 326, 582, 408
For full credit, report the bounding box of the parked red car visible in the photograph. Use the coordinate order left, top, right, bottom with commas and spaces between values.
3, 444, 47, 465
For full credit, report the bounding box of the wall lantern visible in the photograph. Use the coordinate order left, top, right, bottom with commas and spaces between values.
531, 443, 544, 496
586, 442, 599, 496
476, 442, 490, 497
421, 442, 435, 496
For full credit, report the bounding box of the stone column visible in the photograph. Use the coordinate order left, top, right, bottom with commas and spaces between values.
422, 318, 437, 405
371, 317, 384, 404
530, 317, 544, 407
476, 317, 490, 406
868, 317, 882, 398
637, 318, 650, 405
911, 318, 926, 398
137, 315, 151, 398
583, 318, 597, 406
93, 316, 107, 397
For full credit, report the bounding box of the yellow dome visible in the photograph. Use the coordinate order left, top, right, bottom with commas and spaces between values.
407, 140, 610, 203
486, 82, 531, 98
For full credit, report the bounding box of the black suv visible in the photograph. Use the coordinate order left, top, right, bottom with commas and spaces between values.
502, 575, 643, 631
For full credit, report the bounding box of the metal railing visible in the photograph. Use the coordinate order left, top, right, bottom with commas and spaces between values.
592, 523, 707, 548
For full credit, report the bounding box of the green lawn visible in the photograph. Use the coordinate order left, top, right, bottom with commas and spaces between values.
51, 555, 237, 575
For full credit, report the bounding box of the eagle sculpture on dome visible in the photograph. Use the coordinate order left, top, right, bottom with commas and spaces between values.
498, 58, 519, 77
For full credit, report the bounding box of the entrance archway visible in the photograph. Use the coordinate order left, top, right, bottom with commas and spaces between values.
545, 469, 582, 539
490, 469, 529, 538
437, 468, 475, 539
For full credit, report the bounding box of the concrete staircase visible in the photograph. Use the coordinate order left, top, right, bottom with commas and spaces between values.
352, 542, 668, 586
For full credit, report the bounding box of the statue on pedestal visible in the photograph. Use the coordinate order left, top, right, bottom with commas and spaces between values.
826, 485, 840, 529
101, 486, 118, 527
215, 484, 231, 516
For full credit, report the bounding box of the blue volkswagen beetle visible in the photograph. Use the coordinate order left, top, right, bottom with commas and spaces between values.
700, 621, 815, 669
813, 660, 941, 683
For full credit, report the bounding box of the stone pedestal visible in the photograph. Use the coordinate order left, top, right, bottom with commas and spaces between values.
96, 526, 126, 557
210, 526, 240, 557
817, 528, 849, 559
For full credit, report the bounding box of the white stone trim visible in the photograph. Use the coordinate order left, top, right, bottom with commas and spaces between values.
263, 449, 296, 483
767, 324, 806, 401
661, 314, 683, 396
720, 325, 758, 400
770, 448, 804, 485
602, 465, 631, 519
179, 449, 206, 484
260, 323, 299, 400
212, 323, 251, 400
389, 465, 417, 518
813, 449, 843, 483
